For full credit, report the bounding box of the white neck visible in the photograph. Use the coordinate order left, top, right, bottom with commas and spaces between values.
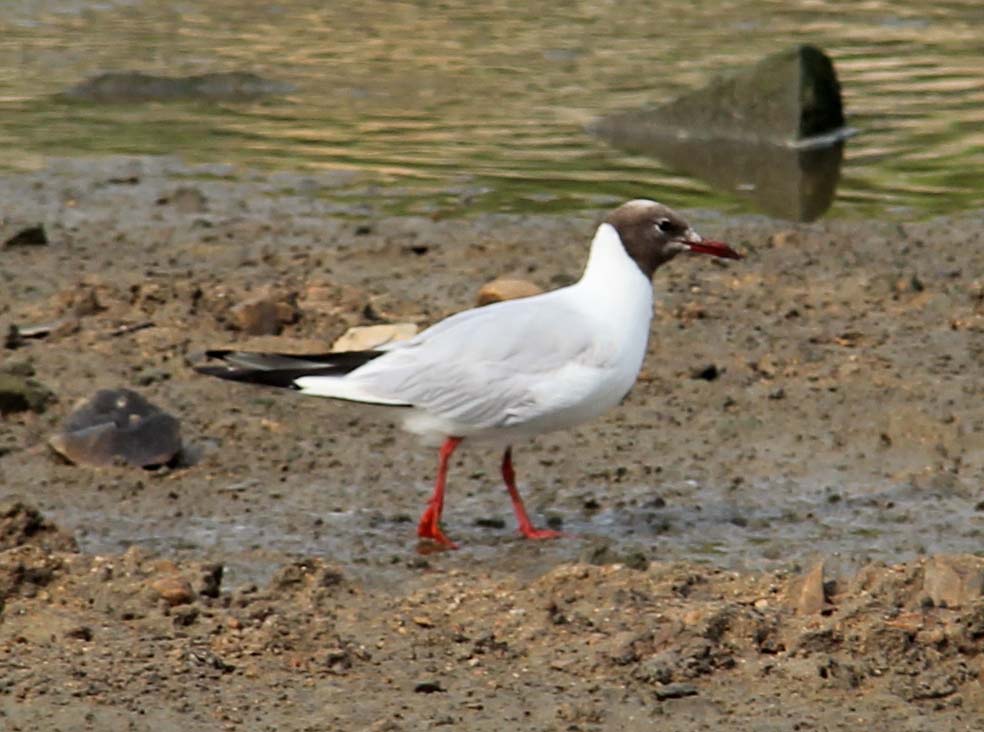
569, 222, 655, 381
570, 222, 654, 332
578, 223, 651, 292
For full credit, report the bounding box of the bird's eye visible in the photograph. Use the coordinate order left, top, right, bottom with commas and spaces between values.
656, 218, 673, 232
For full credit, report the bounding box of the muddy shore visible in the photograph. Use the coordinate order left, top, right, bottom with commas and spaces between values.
1, 157, 982, 730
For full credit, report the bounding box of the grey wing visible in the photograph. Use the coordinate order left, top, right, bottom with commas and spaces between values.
349, 296, 601, 429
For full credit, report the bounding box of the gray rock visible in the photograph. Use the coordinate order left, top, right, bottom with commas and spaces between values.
595, 45, 845, 146
49, 389, 182, 468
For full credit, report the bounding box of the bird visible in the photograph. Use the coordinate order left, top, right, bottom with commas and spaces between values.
195, 200, 742, 548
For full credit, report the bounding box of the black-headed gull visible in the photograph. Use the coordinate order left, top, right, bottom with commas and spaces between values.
196, 200, 742, 548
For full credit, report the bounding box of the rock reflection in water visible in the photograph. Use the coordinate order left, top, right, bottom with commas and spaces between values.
598, 131, 844, 222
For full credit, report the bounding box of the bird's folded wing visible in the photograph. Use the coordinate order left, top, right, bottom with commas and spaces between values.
347, 296, 607, 429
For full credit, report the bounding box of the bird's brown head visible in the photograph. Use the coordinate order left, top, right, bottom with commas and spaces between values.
605, 199, 742, 278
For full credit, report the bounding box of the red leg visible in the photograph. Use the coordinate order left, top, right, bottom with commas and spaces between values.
501, 446, 562, 540
417, 436, 462, 548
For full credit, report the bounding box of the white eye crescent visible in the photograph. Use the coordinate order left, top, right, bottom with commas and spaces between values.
656, 218, 673, 232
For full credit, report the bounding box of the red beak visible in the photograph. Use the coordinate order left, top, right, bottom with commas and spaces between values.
687, 239, 743, 260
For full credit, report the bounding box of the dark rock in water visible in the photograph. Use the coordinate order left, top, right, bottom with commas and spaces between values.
595, 45, 844, 145
2, 224, 48, 248
592, 45, 848, 221
49, 389, 182, 468
0, 502, 78, 553
0, 371, 54, 414
61, 71, 295, 102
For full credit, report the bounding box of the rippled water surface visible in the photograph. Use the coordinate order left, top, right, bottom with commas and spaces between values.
0, 0, 981, 219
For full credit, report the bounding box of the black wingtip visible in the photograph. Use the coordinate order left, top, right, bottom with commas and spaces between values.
194, 364, 303, 389
191, 348, 387, 389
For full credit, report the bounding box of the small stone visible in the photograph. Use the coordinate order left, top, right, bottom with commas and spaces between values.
165, 186, 208, 214
653, 682, 699, 701
691, 364, 720, 381
229, 293, 299, 336
476, 278, 543, 306
413, 681, 445, 694
197, 563, 223, 598
151, 575, 194, 606
2, 224, 48, 248
753, 354, 779, 378
787, 559, 826, 615
923, 555, 984, 609
323, 647, 353, 673
636, 652, 676, 685
769, 230, 800, 248
412, 616, 434, 628
74, 289, 103, 317
64, 625, 93, 641
474, 517, 507, 529
331, 323, 418, 352
0, 372, 54, 415
172, 606, 199, 626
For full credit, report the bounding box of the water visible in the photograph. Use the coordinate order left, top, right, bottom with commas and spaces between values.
0, 0, 980, 220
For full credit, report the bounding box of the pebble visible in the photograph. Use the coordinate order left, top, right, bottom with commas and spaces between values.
164, 186, 208, 214
150, 575, 195, 606
229, 293, 299, 336
653, 682, 699, 700
331, 323, 418, 352
787, 559, 826, 615
475, 278, 543, 306
691, 364, 720, 381
2, 223, 48, 248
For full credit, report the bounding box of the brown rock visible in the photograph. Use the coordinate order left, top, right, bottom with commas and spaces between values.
786, 559, 826, 615
922, 554, 984, 608
151, 575, 195, 606
229, 292, 299, 335
331, 323, 418, 352
476, 278, 543, 306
